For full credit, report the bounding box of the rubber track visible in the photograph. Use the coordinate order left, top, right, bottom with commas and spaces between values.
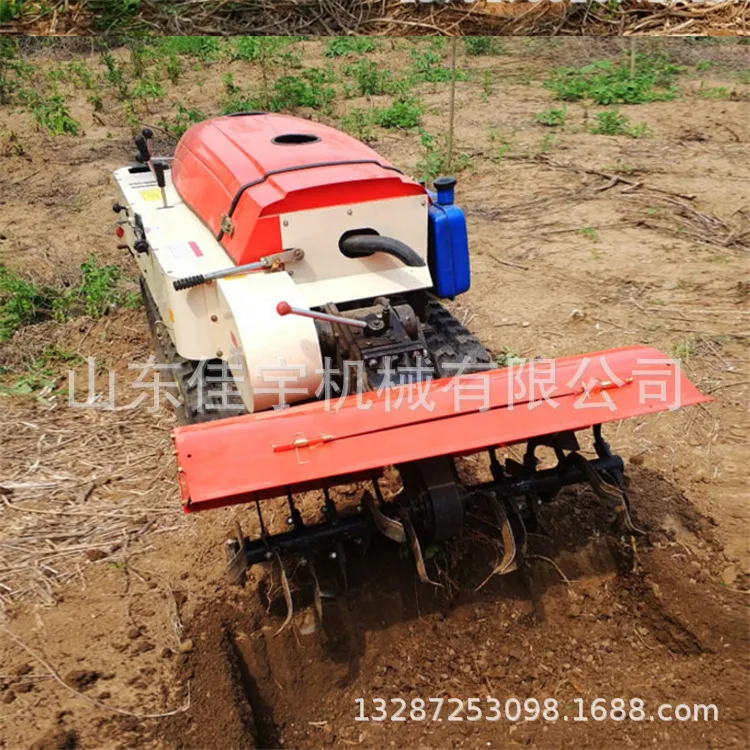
141, 282, 493, 425
423, 299, 495, 376
140, 278, 246, 425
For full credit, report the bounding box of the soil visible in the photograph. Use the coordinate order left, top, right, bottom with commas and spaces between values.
1, 38, 748, 750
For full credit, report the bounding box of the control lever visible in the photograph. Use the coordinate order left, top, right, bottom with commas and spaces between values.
134, 134, 151, 167
276, 301, 367, 330
153, 160, 169, 209
142, 127, 153, 158
173, 248, 304, 291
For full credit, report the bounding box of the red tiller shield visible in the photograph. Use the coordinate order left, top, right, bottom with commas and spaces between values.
173, 346, 710, 512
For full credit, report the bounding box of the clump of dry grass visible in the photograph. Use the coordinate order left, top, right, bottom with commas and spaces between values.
2, 0, 748, 36
0, 403, 182, 609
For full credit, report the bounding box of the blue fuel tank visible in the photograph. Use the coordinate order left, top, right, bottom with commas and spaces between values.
427, 176, 471, 299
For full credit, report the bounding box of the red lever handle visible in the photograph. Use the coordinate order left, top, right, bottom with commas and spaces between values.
276, 301, 367, 329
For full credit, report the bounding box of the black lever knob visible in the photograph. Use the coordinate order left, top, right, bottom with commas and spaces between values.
153, 160, 166, 189
134, 135, 150, 164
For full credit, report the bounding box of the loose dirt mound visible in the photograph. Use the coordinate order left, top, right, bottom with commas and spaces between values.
152, 470, 749, 749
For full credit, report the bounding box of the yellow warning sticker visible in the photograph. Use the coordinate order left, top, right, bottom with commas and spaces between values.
140, 188, 162, 202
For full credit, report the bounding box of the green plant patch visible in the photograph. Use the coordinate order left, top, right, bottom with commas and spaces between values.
545, 54, 683, 105
416, 129, 473, 184
0, 0, 25, 23
160, 103, 207, 137
0, 257, 136, 342
464, 37, 506, 57
156, 36, 221, 61
410, 47, 468, 84
26, 93, 80, 135
270, 73, 335, 114
590, 110, 649, 138
535, 106, 567, 127
343, 59, 389, 96
325, 37, 377, 57
340, 108, 376, 143
372, 97, 423, 129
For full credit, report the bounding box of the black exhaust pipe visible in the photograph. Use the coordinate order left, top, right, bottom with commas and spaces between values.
339, 232, 425, 268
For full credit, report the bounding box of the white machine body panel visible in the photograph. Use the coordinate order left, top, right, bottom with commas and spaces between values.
114, 164, 432, 413
278, 194, 433, 307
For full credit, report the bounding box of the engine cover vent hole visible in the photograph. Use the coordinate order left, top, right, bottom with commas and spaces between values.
272, 133, 321, 145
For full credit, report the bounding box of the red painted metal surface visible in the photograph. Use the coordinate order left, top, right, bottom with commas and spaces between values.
172, 113, 425, 265
173, 346, 711, 513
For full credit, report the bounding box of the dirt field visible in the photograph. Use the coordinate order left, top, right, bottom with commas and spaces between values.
0, 38, 748, 750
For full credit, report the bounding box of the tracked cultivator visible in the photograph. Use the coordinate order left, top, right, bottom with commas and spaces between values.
114, 113, 709, 589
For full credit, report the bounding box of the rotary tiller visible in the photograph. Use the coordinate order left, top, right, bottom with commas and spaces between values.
113, 113, 709, 588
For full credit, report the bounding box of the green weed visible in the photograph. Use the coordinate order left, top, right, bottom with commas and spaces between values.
672, 338, 697, 361
481, 69, 493, 100
495, 349, 522, 367
578, 227, 601, 242
0, 38, 33, 105
0, 0, 24, 23
29, 93, 80, 136
535, 106, 567, 127
220, 76, 261, 115
464, 37, 506, 56
496, 143, 510, 164
0, 345, 83, 398
270, 72, 335, 114
228, 36, 302, 64
488, 128, 513, 163
416, 129, 472, 184
63, 255, 129, 319
165, 54, 182, 84
128, 39, 155, 78
697, 84, 730, 100
539, 132, 557, 154
132, 72, 165, 101
545, 54, 683, 105
410, 47, 468, 84
160, 103, 206, 138
101, 52, 129, 99
325, 37, 377, 57
372, 96, 423, 129
229, 37, 262, 62
69, 60, 97, 90
223, 72, 239, 96
343, 59, 389, 96
121, 100, 141, 134
340, 108, 376, 143
157, 36, 221, 61
89, 0, 142, 30
46, 65, 68, 84
0, 266, 55, 341
590, 110, 649, 138
277, 48, 303, 70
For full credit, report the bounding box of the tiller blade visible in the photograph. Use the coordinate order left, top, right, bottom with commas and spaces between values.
174, 345, 710, 581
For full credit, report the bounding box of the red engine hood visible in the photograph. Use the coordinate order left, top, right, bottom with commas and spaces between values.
172, 113, 425, 265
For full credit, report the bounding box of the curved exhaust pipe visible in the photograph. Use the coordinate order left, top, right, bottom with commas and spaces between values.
339, 232, 425, 268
